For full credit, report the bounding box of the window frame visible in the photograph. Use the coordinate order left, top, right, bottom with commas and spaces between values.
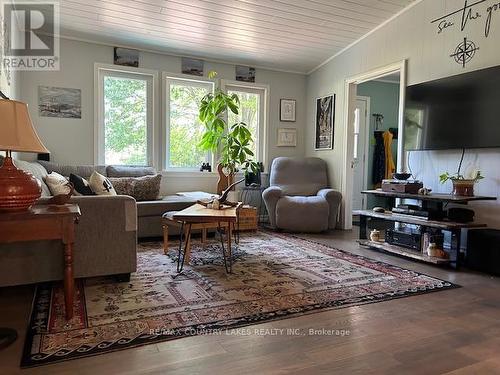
162, 72, 215, 172
220, 80, 269, 167
94, 63, 158, 167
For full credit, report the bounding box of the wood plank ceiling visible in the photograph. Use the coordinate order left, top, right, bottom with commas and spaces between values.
36, 0, 416, 73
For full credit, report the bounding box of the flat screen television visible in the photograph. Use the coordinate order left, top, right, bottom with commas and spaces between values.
404, 65, 500, 150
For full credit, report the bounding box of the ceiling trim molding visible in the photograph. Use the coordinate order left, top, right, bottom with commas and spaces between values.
57, 34, 308, 75
307, 0, 424, 75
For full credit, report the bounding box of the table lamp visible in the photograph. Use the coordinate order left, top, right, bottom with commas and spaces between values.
0, 91, 49, 212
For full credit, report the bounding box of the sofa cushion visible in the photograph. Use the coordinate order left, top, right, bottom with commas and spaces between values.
45, 172, 72, 195
11, 158, 51, 197
137, 192, 216, 217
39, 161, 107, 179
70, 173, 95, 196
276, 196, 329, 232
109, 174, 162, 201
106, 165, 156, 178
89, 171, 117, 196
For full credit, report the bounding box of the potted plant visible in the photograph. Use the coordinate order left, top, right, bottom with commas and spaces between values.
439, 149, 484, 196
198, 71, 260, 193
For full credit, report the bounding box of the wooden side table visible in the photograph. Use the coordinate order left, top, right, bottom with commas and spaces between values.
0, 204, 81, 320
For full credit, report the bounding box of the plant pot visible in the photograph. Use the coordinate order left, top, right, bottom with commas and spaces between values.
451, 179, 475, 196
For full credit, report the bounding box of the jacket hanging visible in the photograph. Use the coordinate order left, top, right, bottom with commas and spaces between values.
372, 131, 385, 185
383, 130, 396, 179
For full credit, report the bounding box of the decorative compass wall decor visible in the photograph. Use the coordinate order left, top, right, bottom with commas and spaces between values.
450, 37, 479, 68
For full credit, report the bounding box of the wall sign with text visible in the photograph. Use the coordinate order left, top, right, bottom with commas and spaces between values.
431, 0, 500, 67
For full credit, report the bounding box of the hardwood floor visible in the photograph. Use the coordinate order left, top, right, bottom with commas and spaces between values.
1, 228, 500, 374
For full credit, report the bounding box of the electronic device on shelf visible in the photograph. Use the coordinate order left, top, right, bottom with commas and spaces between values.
386, 227, 422, 251
447, 208, 475, 223
392, 204, 445, 221
381, 179, 423, 194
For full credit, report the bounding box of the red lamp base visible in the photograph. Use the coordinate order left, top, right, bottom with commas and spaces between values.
0, 156, 41, 212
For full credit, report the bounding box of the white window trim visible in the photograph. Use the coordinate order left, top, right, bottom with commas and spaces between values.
94, 63, 158, 167
220, 79, 270, 168
162, 72, 215, 172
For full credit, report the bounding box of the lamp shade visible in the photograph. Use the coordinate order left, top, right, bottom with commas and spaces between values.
0, 99, 49, 153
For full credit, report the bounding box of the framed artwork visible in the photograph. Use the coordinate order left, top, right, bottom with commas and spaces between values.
235, 65, 255, 82
280, 99, 296, 122
114, 47, 139, 67
38, 86, 82, 119
277, 128, 297, 147
182, 57, 204, 76
315, 94, 335, 150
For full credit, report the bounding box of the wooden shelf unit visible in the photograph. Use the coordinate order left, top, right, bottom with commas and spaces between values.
353, 210, 487, 230
357, 240, 451, 265
356, 190, 496, 269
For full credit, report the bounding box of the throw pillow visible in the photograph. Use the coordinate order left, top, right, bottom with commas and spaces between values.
89, 171, 117, 196
109, 174, 162, 201
69, 173, 95, 196
45, 172, 72, 196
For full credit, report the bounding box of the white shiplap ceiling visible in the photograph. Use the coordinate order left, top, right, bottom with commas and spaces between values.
36, 0, 417, 73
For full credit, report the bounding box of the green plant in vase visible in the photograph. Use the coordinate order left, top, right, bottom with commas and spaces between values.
198, 71, 260, 192
439, 148, 484, 196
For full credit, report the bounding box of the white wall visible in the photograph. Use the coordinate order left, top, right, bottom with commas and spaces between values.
20, 38, 306, 194
306, 0, 500, 228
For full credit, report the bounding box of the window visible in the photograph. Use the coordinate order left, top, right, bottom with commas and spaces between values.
224, 83, 268, 163
165, 77, 214, 170
353, 108, 360, 159
96, 65, 156, 166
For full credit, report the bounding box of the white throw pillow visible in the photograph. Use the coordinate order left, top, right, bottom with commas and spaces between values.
89, 171, 117, 196
45, 172, 71, 196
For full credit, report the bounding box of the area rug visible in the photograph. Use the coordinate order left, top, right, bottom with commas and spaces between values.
22, 231, 457, 367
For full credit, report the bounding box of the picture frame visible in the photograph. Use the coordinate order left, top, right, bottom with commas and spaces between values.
277, 128, 297, 147
182, 57, 204, 76
280, 99, 296, 122
235, 65, 256, 82
315, 94, 335, 150
113, 47, 139, 67
38, 86, 82, 119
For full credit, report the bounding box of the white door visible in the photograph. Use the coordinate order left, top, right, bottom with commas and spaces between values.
352, 97, 369, 211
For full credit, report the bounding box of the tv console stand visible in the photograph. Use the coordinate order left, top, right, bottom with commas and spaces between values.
354, 190, 497, 269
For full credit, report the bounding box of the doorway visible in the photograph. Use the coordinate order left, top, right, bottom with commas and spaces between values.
340, 60, 407, 230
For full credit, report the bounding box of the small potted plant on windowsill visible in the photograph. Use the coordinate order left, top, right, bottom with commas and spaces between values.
198, 71, 260, 194
439, 149, 484, 196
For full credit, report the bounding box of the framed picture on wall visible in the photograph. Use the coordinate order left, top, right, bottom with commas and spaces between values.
38, 86, 82, 119
182, 57, 204, 76
277, 128, 297, 147
315, 94, 335, 150
280, 99, 296, 122
114, 47, 139, 67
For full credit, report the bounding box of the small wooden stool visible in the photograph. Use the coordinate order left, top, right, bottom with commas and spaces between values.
161, 211, 229, 263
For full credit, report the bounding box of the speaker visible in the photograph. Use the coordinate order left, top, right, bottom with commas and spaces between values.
467, 229, 500, 275
448, 207, 474, 223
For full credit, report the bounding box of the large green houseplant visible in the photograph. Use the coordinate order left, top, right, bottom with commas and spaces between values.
198, 71, 260, 179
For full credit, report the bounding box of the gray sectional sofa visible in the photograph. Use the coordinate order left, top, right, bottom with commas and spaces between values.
0, 158, 213, 287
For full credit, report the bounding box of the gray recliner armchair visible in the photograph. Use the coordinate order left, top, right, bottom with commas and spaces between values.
263, 157, 342, 232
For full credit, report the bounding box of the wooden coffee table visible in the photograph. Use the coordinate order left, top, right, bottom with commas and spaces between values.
172, 203, 241, 273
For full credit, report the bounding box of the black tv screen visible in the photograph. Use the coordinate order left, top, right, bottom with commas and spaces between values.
404, 65, 500, 150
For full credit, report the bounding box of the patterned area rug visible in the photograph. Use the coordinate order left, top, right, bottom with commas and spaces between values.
22, 231, 457, 367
